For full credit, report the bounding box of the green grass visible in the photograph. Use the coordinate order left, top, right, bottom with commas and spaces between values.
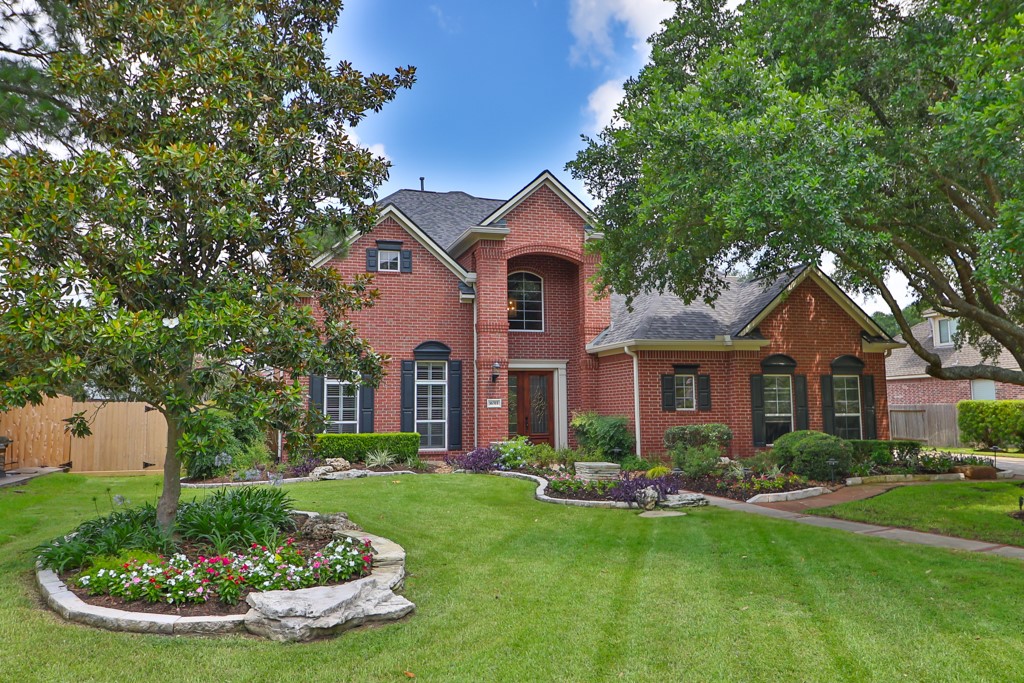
932, 445, 1023, 458
810, 481, 1024, 547
4, 474, 1024, 682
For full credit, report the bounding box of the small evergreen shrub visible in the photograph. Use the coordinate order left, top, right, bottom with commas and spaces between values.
673, 444, 721, 478
314, 433, 420, 462
770, 431, 822, 471
619, 456, 655, 472
664, 423, 733, 452
784, 432, 852, 481
958, 400, 1024, 449
529, 443, 559, 467
646, 466, 671, 478
570, 412, 635, 461
848, 440, 923, 468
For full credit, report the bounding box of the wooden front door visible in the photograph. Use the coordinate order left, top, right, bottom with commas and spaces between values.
508, 371, 555, 446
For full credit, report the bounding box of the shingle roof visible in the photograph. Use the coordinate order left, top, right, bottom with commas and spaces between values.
378, 189, 505, 251
590, 268, 804, 346
886, 320, 1022, 378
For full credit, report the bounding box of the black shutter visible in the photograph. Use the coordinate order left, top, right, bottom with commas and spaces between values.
400, 249, 412, 273
400, 360, 415, 433
794, 375, 808, 431
358, 384, 375, 434
661, 375, 675, 411
448, 360, 462, 449
821, 375, 835, 436
750, 375, 766, 447
697, 374, 711, 411
862, 374, 877, 439
366, 248, 378, 272
309, 375, 325, 433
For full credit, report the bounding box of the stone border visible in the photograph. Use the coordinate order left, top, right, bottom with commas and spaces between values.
35, 512, 410, 640
845, 473, 965, 486
746, 486, 831, 504
491, 471, 634, 509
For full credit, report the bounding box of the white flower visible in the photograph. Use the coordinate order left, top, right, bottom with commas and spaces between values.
162, 317, 180, 329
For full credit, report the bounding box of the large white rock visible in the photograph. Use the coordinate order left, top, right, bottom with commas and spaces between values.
244, 575, 414, 642
325, 458, 351, 471
660, 493, 708, 508
309, 466, 335, 480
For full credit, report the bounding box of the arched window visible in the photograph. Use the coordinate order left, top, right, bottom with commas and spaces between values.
508, 272, 543, 331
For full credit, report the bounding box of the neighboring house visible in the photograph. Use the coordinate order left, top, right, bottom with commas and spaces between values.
886, 311, 1024, 445
307, 171, 901, 458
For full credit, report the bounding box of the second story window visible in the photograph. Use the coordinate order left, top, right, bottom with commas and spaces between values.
377, 249, 401, 272
937, 318, 958, 346
508, 272, 543, 331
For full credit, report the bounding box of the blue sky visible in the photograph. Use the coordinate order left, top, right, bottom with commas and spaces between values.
325, 0, 674, 203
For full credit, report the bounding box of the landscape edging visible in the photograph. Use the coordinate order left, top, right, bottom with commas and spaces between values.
36, 511, 411, 640
845, 473, 965, 486
490, 471, 634, 509
745, 486, 831, 504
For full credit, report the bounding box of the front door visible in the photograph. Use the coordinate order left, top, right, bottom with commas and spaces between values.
508, 371, 555, 446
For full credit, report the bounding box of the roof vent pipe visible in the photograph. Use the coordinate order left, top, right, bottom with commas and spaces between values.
420, 177, 425, 191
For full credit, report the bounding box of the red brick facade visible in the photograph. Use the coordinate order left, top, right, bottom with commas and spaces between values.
309, 174, 892, 458
888, 377, 1024, 405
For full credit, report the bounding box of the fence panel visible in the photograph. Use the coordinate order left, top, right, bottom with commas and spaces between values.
0, 397, 167, 472
889, 403, 961, 447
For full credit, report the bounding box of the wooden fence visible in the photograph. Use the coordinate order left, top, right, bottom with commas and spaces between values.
0, 396, 167, 472
888, 403, 961, 447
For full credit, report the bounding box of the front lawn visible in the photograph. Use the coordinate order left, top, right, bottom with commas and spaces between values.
810, 481, 1024, 547
4, 474, 1024, 681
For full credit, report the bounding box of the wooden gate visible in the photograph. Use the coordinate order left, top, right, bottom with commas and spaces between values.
888, 403, 961, 447
0, 396, 168, 472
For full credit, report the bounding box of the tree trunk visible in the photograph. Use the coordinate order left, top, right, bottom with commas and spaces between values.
156, 415, 183, 532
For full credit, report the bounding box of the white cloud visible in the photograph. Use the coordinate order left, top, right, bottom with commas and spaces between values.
585, 79, 625, 133
429, 4, 460, 34
346, 127, 390, 163
568, 0, 674, 67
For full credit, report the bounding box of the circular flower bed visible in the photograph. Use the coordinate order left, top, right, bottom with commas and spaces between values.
73, 536, 373, 610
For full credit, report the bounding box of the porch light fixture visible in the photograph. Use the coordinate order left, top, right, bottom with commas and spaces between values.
491, 361, 501, 383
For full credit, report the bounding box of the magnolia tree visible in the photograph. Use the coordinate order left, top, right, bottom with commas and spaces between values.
0, 0, 414, 528
569, 0, 1024, 384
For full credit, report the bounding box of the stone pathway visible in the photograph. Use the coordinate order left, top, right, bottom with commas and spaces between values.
702, 491, 1024, 560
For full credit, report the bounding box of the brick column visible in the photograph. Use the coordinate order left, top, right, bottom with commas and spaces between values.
472, 240, 510, 447
578, 252, 611, 412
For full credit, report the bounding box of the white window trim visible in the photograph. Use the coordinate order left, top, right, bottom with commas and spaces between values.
415, 361, 447, 452
833, 374, 863, 440
971, 378, 997, 401
674, 373, 697, 411
934, 317, 958, 347
377, 249, 401, 273
324, 379, 359, 434
763, 374, 794, 445
508, 271, 544, 333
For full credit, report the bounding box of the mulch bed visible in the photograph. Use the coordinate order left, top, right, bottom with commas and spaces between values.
56, 535, 356, 618
674, 475, 834, 501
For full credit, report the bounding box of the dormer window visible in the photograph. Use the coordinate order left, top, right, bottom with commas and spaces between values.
937, 318, 958, 346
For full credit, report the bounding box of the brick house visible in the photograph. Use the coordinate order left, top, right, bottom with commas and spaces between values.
308, 171, 901, 459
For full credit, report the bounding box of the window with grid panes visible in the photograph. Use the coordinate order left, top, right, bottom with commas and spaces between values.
415, 361, 447, 449
763, 374, 793, 444
832, 375, 862, 439
324, 380, 358, 433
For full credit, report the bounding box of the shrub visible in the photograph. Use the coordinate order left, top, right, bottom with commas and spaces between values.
571, 412, 635, 461
781, 432, 852, 481
848, 440, 923, 469
446, 447, 499, 473
741, 450, 781, 475
183, 409, 272, 480
530, 443, 559, 467
664, 424, 733, 453
494, 435, 532, 469
554, 447, 579, 465
620, 456, 655, 472
673, 444, 721, 478
233, 440, 274, 474
646, 466, 671, 478
314, 433, 420, 462
546, 477, 616, 497
958, 400, 1024, 449
770, 431, 823, 471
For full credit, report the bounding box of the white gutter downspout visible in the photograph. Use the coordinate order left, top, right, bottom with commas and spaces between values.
624, 345, 642, 457
473, 294, 479, 449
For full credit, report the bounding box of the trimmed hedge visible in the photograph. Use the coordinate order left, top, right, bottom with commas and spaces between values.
314, 433, 420, 461
771, 430, 852, 481
958, 400, 1024, 449
664, 424, 733, 452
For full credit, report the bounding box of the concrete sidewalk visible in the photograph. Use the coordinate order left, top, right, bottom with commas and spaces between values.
703, 492, 1024, 561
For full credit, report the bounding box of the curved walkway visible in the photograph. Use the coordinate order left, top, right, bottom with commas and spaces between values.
705, 486, 1024, 561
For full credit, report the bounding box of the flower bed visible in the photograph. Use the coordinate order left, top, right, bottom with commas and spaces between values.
73, 537, 373, 609
677, 472, 821, 501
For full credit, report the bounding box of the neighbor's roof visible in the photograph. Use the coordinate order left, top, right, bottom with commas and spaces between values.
886, 321, 1023, 379
590, 269, 803, 347
377, 189, 505, 251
